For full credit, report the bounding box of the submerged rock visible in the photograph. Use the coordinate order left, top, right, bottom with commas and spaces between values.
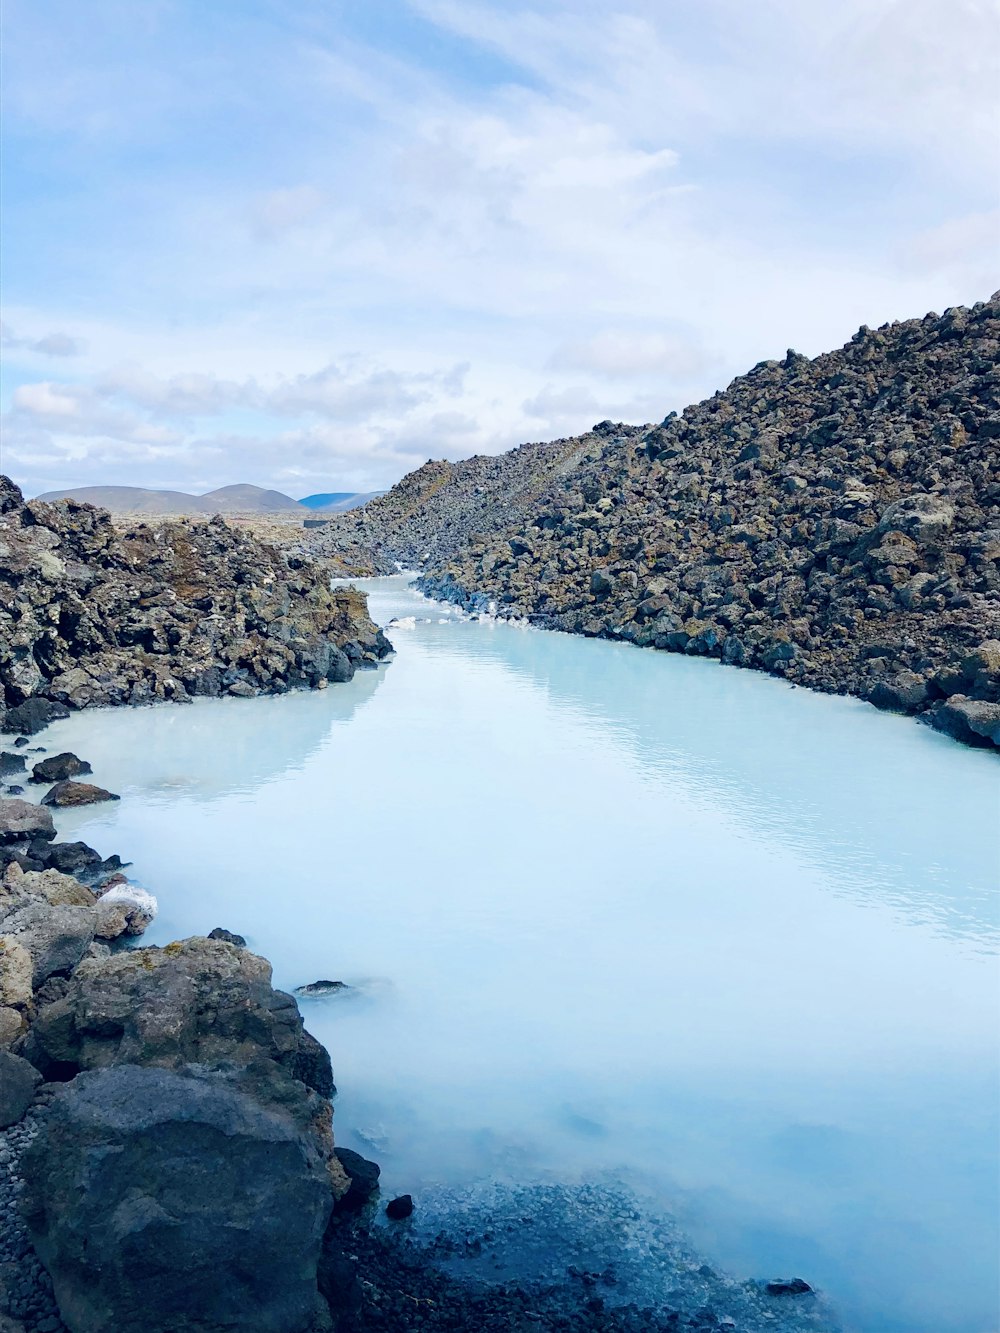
0, 753, 25, 777
295, 979, 349, 997
22, 1063, 333, 1333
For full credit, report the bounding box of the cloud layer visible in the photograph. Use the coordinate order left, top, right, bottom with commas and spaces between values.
2, 0, 997, 496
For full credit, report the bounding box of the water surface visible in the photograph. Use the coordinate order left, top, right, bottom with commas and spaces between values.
38, 576, 999, 1333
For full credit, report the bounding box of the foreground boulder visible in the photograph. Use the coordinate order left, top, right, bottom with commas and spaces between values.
22, 936, 334, 1098
22, 1063, 333, 1333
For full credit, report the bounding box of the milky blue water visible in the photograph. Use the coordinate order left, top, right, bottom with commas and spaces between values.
37, 576, 999, 1333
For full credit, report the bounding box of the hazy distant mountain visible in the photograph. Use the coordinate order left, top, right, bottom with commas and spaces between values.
201, 484, 304, 513
35, 483, 305, 515
299, 491, 386, 513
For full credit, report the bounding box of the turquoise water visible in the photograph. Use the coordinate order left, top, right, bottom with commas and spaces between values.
39, 576, 999, 1333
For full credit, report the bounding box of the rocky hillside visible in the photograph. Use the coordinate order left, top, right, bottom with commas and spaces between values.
305, 434, 608, 573
318, 295, 1000, 747
0, 476, 390, 727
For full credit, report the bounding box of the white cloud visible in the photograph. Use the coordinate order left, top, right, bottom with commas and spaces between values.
1, 321, 84, 357
549, 330, 717, 382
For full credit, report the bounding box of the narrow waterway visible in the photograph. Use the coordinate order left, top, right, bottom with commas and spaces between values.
37, 576, 999, 1333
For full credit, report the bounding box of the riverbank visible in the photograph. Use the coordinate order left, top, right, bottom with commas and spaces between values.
308, 294, 1000, 749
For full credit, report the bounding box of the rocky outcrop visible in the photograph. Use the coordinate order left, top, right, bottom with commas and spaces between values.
21, 1063, 333, 1333
313, 295, 999, 745
0, 476, 391, 725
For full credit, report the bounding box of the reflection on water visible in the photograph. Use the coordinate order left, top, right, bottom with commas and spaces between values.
40, 576, 999, 1333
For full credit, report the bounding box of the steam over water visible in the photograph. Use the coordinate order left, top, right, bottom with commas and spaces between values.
42, 576, 999, 1333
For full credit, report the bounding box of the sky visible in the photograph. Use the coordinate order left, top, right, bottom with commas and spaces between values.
1, 0, 998, 500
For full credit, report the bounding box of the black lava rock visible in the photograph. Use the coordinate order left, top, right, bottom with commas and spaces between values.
386, 1194, 414, 1220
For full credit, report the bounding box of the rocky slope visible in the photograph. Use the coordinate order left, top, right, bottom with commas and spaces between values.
305, 434, 607, 574
312, 295, 1000, 747
0, 477, 391, 727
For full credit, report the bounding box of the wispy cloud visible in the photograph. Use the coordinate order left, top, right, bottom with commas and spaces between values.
1, 0, 997, 496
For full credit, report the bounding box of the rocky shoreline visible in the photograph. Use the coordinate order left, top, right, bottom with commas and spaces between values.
310, 294, 1000, 748
0, 475, 391, 726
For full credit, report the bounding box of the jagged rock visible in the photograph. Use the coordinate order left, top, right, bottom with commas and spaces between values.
0, 898, 98, 989
29, 753, 92, 783
0, 1049, 41, 1127
0, 478, 392, 722
208, 926, 247, 947
30, 840, 104, 876
21, 1063, 334, 1333
295, 979, 348, 996
0, 753, 25, 777
41, 780, 120, 807
930, 696, 1000, 746
333, 1147, 381, 1211
22, 937, 333, 1099
0, 798, 55, 844
0, 699, 69, 736
868, 671, 932, 714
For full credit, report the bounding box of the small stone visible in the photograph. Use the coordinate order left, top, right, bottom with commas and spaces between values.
764, 1277, 813, 1296
386, 1194, 414, 1220
208, 927, 247, 948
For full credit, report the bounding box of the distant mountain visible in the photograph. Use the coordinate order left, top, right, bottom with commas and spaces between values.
35, 483, 305, 515
201, 484, 304, 513
299, 491, 386, 513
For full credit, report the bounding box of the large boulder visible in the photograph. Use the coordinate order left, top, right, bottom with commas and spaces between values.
0, 799, 55, 845
22, 937, 334, 1097
21, 1063, 333, 1333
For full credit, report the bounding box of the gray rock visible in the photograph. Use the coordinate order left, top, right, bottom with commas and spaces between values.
0, 1049, 41, 1127
0, 799, 56, 845
21, 1063, 333, 1333
868, 671, 931, 714
207, 926, 246, 948
877, 493, 955, 544
0, 898, 98, 989
23, 937, 334, 1098
931, 696, 1000, 747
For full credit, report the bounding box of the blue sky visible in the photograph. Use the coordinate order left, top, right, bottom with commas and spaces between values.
2, 0, 998, 498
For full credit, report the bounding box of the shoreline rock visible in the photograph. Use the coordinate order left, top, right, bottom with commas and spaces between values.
0, 475, 392, 730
